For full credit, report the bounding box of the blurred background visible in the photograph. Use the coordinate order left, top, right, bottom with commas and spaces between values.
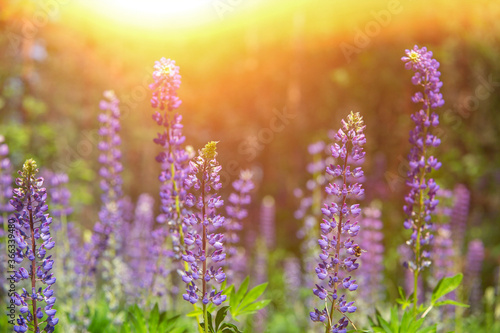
1, 0, 500, 327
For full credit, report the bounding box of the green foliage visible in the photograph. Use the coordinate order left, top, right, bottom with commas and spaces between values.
371, 274, 468, 333
187, 276, 270, 327
229, 276, 271, 320
87, 299, 119, 333
200, 306, 243, 333
121, 303, 189, 333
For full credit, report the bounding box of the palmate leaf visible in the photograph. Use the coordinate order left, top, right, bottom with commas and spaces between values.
229, 277, 269, 320
431, 273, 463, 304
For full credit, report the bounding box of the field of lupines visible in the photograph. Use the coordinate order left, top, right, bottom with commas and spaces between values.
1, 1, 500, 333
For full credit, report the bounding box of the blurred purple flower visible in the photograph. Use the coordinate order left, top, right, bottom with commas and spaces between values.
225, 169, 254, 280
85, 91, 123, 281
450, 184, 470, 250
357, 205, 384, 305
465, 239, 484, 310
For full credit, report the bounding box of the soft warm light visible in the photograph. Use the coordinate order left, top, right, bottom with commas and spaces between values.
83, 0, 216, 27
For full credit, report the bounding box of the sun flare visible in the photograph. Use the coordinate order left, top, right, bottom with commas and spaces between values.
84, 0, 215, 27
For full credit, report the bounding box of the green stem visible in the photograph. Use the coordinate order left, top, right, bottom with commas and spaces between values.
27, 177, 39, 330
326, 143, 350, 333
413, 96, 431, 316
201, 161, 208, 333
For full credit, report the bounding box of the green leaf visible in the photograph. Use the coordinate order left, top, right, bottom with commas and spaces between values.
238, 283, 268, 311
417, 324, 437, 333
434, 300, 469, 308
408, 317, 425, 333
234, 276, 250, 307
219, 323, 243, 333
207, 311, 215, 332
236, 300, 271, 315
431, 273, 463, 304
390, 306, 399, 333
149, 303, 160, 332
87, 301, 113, 333
400, 309, 413, 332
215, 306, 230, 331
375, 312, 392, 333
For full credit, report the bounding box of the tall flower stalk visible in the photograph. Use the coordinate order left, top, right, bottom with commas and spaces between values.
149, 58, 190, 258
181, 141, 226, 332
10, 159, 58, 332
401, 45, 444, 312
1, 136, 13, 251
82, 90, 123, 295
310, 111, 365, 333
225, 169, 254, 280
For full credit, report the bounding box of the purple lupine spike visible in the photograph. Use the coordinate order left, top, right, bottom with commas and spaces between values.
357, 205, 384, 306
0, 135, 14, 239
127, 194, 155, 293
41, 171, 73, 220
450, 184, 470, 251
284, 256, 302, 303
225, 169, 254, 280
432, 225, 455, 281
85, 91, 123, 280
465, 239, 484, 310
9, 159, 58, 333
181, 142, 227, 309
431, 188, 456, 285
310, 112, 365, 332
149, 58, 190, 260
401, 46, 444, 303
260, 195, 276, 250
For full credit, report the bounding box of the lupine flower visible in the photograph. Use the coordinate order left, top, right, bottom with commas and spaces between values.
450, 184, 470, 251
284, 256, 302, 303
357, 205, 384, 306
149, 58, 190, 260
126, 193, 155, 293
294, 140, 330, 321
41, 171, 73, 221
1, 135, 14, 238
10, 159, 58, 333
401, 46, 444, 295
465, 239, 484, 310
181, 141, 227, 307
310, 111, 365, 332
84, 91, 123, 284
225, 169, 254, 279
432, 225, 455, 281
260, 195, 276, 250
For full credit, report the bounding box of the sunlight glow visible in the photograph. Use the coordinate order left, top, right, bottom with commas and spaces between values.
84, 0, 216, 27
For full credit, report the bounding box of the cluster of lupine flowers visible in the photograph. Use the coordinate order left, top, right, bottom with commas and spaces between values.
10, 159, 58, 332
2, 46, 488, 333
401, 45, 444, 275
310, 111, 365, 332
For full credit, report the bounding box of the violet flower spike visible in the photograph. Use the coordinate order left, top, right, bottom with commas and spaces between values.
181, 142, 226, 331
83, 91, 123, 290
310, 112, 365, 333
225, 169, 254, 279
149, 58, 190, 260
9, 159, 58, 333
182, 141, 226, 307
0, 135, 14, 251
401, 45, 444, 311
